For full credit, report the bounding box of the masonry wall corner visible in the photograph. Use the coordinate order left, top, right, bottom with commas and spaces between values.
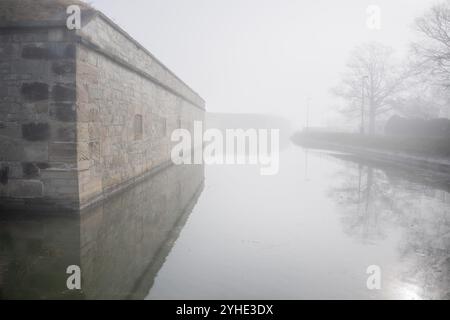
0, 6, 205, 213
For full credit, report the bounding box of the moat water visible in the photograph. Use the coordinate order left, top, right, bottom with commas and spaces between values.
1, 143, 449, 299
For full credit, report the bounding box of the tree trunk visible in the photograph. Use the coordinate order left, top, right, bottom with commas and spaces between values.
369, 101, 376, 134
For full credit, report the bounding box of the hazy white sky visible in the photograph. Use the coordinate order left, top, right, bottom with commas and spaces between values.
86, 0, 438, 127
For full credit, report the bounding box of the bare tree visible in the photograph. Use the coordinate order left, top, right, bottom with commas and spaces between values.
412, 0, 450, 88
333, 43, 408, 134
390, 83, 447, 119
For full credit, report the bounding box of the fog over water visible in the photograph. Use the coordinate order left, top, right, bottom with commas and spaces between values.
146, 143, 450, 300
2, 142, 449, 299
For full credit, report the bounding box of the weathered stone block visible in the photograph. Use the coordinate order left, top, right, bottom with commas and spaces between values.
22, 122, 50, 141
53, 43, 76, 59
78, 143, 90, 161
56, 126, 76, 141
34, 102, 49, 114
89, 141, 101, 160
0, 34, 12, 43
22, 43, 75, 60
0, 166, 9, 185
87, 85, 100, 102
6, 86, 19, 97
22, 162, 40, 178
48, 29, 64, 42
40, 170, 77, 180
13, 30, 49, 43
1, 103, 31, 122
50, 103, 76, 122
21, 45, 50, 60
88, 107, 100, 122
0, 85, 7, 97
87, 123, 100, 140
23, 142, 48, 162
36, 162, 50, 170
0, 43, 19, 59
52, 84, 76, 102
78, 160, 91, 171
77, 123, 89, 142
47, 178, 78, 191
49, 142, 77, 161
21, 82, 49, 101
0, 138, 24, 161
8, 180, 44, 198
77, 61, 98, 84
76, 85, 89, 104
10, 59, 48, 77
0, 122, 21, 139
2, 162, 23, 179
80, 178, 102, 196
52, 61, 75, 75
0, 62, 11, 74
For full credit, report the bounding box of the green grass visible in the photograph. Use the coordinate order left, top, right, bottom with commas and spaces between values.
292, 131, 450, 158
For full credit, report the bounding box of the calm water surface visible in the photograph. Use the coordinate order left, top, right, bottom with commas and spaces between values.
1, 143, 449, 299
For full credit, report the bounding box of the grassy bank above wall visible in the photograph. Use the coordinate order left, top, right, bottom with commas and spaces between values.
292, 131, 450, 159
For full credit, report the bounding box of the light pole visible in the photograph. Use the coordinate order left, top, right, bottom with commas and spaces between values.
361, 76, 368, 134
305, 96, 311, 132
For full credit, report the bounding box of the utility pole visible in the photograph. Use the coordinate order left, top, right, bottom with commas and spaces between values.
305, 96, 311, 132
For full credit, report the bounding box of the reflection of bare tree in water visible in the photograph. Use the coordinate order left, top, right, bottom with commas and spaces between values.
396, 195, 450, 300
328, 162, 396, 243
328, 155, 450, 299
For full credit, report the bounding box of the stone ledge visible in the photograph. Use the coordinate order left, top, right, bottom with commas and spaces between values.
76, 36, 205, 111
78, 160, 173, 212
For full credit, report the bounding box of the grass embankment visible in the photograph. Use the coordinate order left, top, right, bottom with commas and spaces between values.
292, 131, 450, 159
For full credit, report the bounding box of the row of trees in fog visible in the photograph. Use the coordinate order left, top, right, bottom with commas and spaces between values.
333, 0, 450, 134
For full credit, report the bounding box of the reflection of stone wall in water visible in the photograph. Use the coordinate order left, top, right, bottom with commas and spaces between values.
0, 215, 81, 299
80, 164, 204, 299
0, 164, 204, 299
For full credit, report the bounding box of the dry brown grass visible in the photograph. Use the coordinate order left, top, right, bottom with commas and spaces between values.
0, 0, 95, 22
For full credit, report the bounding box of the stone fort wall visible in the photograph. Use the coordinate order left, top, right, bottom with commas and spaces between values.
0, 4, 205, 212
0, 26, 79, 210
